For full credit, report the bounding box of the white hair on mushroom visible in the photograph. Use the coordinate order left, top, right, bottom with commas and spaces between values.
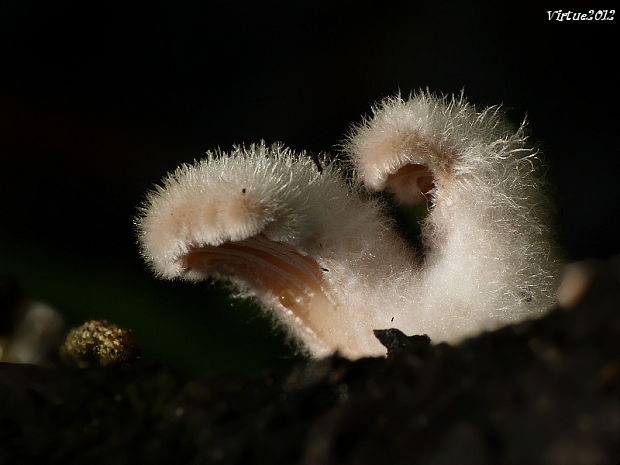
136, 91, 562, 359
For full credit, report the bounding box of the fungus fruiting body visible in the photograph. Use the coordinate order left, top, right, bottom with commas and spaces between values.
137, 92, 561, 359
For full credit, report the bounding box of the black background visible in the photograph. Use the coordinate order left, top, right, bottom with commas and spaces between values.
1, 1, 617, 374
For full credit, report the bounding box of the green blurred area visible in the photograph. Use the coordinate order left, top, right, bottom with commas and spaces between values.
390, 201, 430, 252
0, 234, 301, 378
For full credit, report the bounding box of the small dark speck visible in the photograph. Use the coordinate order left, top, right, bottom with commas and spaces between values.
391, 317, 394, 323
309, 152, 323, 174
242, 188, 246, 194
321, 267, 329, 272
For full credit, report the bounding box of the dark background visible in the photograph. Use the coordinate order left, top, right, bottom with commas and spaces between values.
1, 1, 617, 376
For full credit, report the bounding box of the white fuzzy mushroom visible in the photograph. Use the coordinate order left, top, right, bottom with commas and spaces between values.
136, 92, 561, 359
